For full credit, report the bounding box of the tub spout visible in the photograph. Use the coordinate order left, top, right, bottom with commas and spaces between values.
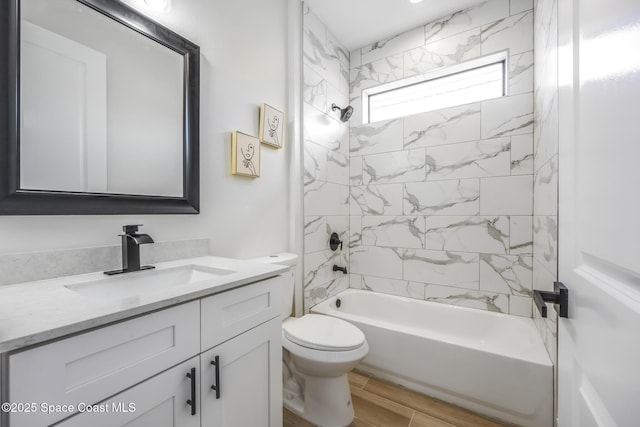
333, 265, 347, 274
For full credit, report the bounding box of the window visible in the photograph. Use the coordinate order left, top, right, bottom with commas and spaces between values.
362, 52, 508, 124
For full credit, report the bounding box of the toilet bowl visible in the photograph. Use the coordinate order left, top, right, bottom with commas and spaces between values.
249, 253, 369, 427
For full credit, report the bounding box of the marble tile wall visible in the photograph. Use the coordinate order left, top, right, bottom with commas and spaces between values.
348, 0, 536, 317
0, 239, 210, 286
533, 0, 559, 365
302, 6, 351, 311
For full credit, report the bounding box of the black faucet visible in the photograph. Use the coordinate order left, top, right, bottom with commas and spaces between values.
104, 225, 155, 275
333, 265, 348, 275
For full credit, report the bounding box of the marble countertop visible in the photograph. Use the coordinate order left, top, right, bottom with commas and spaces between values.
0, 256, 288, 353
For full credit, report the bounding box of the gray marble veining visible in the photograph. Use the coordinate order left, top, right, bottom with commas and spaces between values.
404, 179, 480, 215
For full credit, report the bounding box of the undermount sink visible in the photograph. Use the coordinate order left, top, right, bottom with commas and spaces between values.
65, 264, 235, 299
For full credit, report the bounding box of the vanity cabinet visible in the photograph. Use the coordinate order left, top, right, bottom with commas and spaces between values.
3, 275, 283, 427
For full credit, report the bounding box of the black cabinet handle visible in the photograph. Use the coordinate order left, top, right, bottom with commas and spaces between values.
210, 356, 221, 399
186, 367, 196, 416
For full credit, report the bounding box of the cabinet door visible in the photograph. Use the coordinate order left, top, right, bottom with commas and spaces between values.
8, 300, 199, 427
200, 318, 282, 427
56, 357, 200, 427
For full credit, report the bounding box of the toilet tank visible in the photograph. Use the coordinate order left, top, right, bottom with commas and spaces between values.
249, 253, 298, 320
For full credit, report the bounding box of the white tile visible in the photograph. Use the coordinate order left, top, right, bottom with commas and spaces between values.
426, 138, 511, 180
510, 133, 534, 175
304, 216, 326, 254
532, 256, 557, 292
348, 95, 363, 127
302, 6, 326, 46
350, 215, 362, 248
481, 10, 533, 56
533, 93, 559, 171
340, 185, 350, 216
304, 274, 349, 311
350, 55, 403, 99
304, 249, 345, 288
350, 119, 403, 156
424, 0, 510, 44
510, 0, 533, 16
304, 181, 343, 216
404, 28, 481, 77
362, 216, 425, 249
303, 140, 327, 186
326, 31, 350, 94
404, 179, 480, 215
424, 216, 510, 253
404, 249, 479, 289
350, 48, 362, 69
363, 149, 427, 184
326, 82, 349, 117
509, 51, 534, 96
327, 150, 349, 185
424, 284, 509, 313
533, 215, 558, 282
303, 65, 326, 113
510, 215, 533, 255
481, 93, 533, 139
350, 184, 404, 216
361, 276, 425, 299
533, 155, 558, 215
403, 103, 481, 149
480, 254, 532, 296
361, 26, 424, 65
350, 156, 363, 185
480, 175, 533, 215
304, 106, 346, 153
350, 246, 403, 280
349, 274, 362, 289
509, 295, 532, 317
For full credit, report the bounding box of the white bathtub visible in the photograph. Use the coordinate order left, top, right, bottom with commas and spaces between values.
312, 289, 553, 427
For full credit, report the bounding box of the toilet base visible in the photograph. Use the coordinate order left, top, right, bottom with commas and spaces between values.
283, 373, 354, 427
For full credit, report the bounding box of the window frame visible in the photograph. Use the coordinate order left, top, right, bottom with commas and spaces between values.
361, 51, 509, 124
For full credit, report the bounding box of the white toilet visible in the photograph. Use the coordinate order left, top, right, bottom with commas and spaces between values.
250, 253, 369, 427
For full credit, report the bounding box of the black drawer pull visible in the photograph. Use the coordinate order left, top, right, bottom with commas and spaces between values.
210, 356, 221, 399
186, 367, 196, 415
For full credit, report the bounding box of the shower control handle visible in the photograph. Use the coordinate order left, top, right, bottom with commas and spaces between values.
329, 232, 343, 251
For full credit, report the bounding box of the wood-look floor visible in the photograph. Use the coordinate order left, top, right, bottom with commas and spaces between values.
283, 370, 514, 427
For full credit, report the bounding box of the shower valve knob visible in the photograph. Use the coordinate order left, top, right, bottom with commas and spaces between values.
329, 232, 343, 251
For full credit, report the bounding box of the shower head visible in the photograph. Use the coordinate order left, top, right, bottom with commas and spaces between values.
331, 103, 354, 122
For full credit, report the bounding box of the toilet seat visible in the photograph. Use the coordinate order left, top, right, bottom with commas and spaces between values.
283, 314, 365, 351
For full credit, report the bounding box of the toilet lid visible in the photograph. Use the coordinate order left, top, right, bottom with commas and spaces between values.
283, 314, 365, 351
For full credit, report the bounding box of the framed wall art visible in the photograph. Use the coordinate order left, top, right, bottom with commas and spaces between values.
231, 131, 260, 178
259, 103, 285, 149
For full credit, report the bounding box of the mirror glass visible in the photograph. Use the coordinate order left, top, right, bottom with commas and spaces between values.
20, 0, 184, 197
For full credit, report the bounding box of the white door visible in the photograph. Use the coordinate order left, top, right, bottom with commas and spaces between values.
557, 0, 640, 425
20, 21, 107, 193
200, 318, 282, 427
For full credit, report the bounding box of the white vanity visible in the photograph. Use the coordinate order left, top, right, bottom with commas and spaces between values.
0, 257, 287, 427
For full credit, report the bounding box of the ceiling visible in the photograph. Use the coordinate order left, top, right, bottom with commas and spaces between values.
304, 0, 486, 51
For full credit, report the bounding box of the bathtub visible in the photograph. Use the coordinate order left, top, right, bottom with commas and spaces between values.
311, 289, 553, 427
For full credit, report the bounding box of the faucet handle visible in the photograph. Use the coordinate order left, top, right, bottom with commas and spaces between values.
122, 224, 144, 234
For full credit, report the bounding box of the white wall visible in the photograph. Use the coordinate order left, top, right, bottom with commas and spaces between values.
0, 0, 292, 260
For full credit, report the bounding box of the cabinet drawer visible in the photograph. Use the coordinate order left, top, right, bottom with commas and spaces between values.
8, 301, 199, 427
55, 356, 200, 427
201, 276, 283, 351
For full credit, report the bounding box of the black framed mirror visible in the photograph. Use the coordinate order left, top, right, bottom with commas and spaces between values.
0, 0, 199, 215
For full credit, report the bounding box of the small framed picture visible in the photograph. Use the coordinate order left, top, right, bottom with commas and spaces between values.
259, 103, 285, 149
231, 131, 260, 178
